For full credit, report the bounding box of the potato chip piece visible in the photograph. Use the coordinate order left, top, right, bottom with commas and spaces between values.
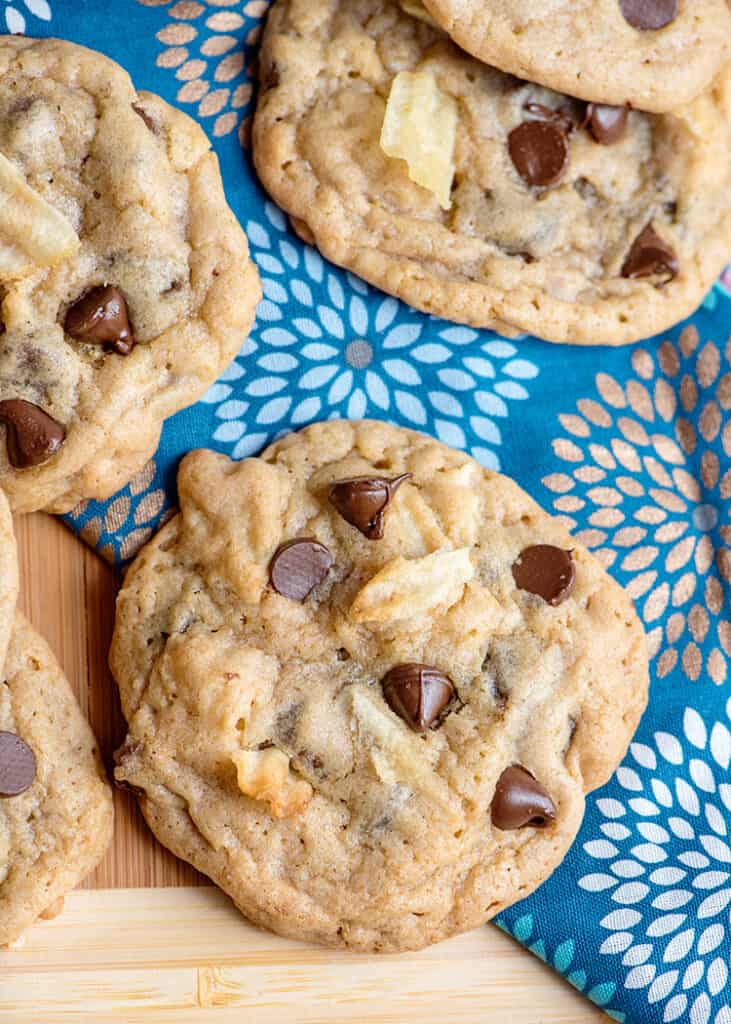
0, 153, 79, 278
232, 748, 313, 818
351, 687, 458, 818
397, 0, 441, 27
380, 71, 457, 211
349, 547, 474, 624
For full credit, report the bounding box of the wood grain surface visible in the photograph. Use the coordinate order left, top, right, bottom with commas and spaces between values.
6, 511, 607, 1023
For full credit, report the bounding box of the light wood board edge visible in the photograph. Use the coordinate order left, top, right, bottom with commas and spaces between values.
2, 887, 609, 1023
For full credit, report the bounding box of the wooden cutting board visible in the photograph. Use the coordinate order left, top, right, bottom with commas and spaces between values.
2, 513, 607, 1023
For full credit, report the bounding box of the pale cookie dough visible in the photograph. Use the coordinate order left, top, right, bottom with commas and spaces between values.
253, 0, 731, 346
111, 420, 648, 952
0, 36, 260, 514
419, 0, 731, 112
0, 488, 18, 672
0, 613, 113, 946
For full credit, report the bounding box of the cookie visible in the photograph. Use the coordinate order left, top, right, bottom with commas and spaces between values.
0, 487, 18, 672
111, 420, 648, 952
253, 0, 731, 346
0, 612, 113, 945
418, 0, 731, 112
0, 36, 261, 514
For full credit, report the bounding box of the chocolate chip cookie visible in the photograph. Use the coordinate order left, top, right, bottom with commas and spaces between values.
419, 0, 731, 112
253, 0, 731, 346
0, 488, 18, 672
1, 613, 113, 945
111, 420, 648, 952
0, 36, 261, 514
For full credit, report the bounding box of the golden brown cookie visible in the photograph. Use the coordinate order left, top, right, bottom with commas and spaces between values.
253, 0, 731, 345
419, 0, 731, 112
0, 36, 260, 513
0, 613, 113, 946
111, 420, 648, 951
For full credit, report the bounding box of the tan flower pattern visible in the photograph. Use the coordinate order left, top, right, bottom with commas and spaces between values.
137, 0, 266, 144
68, 460, 171, 563
544, 326, 730, 684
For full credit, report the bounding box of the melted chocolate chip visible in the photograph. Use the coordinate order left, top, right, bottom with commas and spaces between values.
132, 103, 156, 133
0, 731, 36, 797
523, 102, 577, 134
328, 474, 410, 540
508, 120, 569, 187
584, 103, 628, 145
269, 538, 333, 601
621, 223, 678, 282
274, 702, 303, 745
0, 399, 65, 468
619, 0, 678, 30
491, 765, 557, 830
382, 664, 455, 733
512, 544, 576, 606
65, 285, 135, 355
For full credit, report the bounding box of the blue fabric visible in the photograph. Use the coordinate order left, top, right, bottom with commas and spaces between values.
18, 1, 731, 1018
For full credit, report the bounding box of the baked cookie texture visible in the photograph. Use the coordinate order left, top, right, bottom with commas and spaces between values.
253, 0, 731, 346
0, 613, 113, 946
420, 0, 731, 113
0, 36, 260, 514
112, 420, 649, 952
0, 488, 18, 671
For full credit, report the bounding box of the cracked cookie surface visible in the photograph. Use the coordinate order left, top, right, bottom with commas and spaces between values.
253, 0, 731, 345
0, 612, 113, 946
0, 36, 260, 513
112, 420, 648, 951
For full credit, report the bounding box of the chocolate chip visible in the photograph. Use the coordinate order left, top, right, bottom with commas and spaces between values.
64, 285, 135, 355
619, 0, 678, 30
382, 664, 455, 733
132, 103, 156, 133
621, 223, 678, 282
584, 103, 628, 145
523, 102, 577, 134
512, 544, 576, 606
0, 731, 36, 797
574, 176, 598, 201
269, 538, 333, 601
491, 765, 556, 830
508, 121, 569, 187
296, 749, 325, 780
0, 399, 65, 468
274, 702, 303, 744
328, 474, 410, 540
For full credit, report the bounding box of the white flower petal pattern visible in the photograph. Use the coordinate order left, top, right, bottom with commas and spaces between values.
199, 201, 540, 470
583, 697, 731, 1022
4, 0, 52, 33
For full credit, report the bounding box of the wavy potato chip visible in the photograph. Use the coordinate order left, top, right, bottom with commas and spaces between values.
351, 687, 458, 818
380, 71, 457, 211
0, 152, 79, 278
349, 547, 474, 624
397, 0, 441, 27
